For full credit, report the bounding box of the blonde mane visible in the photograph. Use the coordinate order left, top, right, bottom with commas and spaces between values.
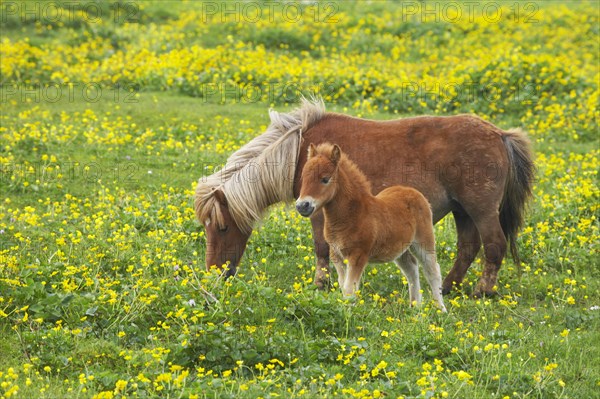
195, 97, 327, 233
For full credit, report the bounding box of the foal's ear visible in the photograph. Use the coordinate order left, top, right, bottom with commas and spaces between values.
307, 143, 317, 159
213, 188, 228, 207
331, 144, 341, 166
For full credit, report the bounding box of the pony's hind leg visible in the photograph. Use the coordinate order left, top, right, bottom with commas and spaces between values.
471, 214, 507, 297
411, 240, 447, 312
394, 251, 422, 306
442, 210, 482, 295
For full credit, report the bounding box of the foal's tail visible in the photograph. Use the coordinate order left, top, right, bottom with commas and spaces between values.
500, 128, 536, 267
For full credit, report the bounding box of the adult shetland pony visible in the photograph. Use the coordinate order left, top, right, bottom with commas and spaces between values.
297, 143, 447, 311
195, 98, 534, 297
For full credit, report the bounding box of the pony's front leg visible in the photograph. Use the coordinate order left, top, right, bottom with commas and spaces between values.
310, 211, 331, 289
342, 252, 368, 297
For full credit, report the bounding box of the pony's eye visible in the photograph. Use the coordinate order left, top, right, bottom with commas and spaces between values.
321, 177, 330, 184
218, 225, 229, 233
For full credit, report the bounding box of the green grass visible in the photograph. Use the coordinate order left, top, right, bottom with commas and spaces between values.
2, 89, 598, 398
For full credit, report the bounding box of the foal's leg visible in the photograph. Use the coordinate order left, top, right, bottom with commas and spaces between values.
442, 210, 482, 295
310, 212, 331, 289
342, 251, 369, 297
330, 248, 346, 290
411, 242, 447, 312
412, 222, 447, 311
394, 251, 422, 306
472, 214, 507, 297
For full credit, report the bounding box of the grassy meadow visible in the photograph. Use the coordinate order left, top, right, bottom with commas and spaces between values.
1, 1, 599, 398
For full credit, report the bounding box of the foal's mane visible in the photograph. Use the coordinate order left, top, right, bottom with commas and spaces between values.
195, 97, 327, 233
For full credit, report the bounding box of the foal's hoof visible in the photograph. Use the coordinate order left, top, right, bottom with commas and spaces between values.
472, 289, 499, 299
442, 285, 453, 296
342, 293, 359, 303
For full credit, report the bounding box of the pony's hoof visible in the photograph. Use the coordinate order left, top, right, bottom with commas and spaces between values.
314, 279, 330, 291
442, 279, 462, 296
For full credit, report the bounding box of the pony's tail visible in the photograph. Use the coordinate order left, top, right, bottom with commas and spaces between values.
500, 128, 536, 269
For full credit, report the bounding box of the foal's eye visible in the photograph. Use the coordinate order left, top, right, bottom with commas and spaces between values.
218, 225, 229, 233
321, 177, 330, 184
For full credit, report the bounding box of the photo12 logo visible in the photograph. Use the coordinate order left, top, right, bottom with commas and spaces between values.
1, 161, 140, 185
200, 1, 339, 23
0, 1, 140, 24
199, 81, 337, 104
400, 1, 539, 23
1, 82, 139, 104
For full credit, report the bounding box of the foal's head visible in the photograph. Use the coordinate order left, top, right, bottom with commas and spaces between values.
296, 143, 341, 217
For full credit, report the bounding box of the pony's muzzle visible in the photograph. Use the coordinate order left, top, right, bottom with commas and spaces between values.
295, 199, 315, 217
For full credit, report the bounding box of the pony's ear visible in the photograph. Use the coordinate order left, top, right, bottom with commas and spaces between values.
213, 188, 228, 207
307, 143, 317, 158
331, 144, 341, 166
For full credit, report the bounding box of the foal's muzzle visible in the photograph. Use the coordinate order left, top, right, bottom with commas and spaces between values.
295, 200, 315, 217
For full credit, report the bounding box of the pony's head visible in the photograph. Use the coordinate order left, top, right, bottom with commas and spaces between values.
197, 188, 250, 276
195, 97, 327, 276
296, 143, 341, 217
